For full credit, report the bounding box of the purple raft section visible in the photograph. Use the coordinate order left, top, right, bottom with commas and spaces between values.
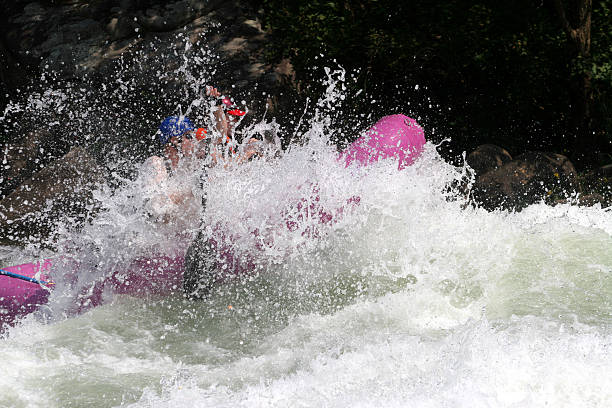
344, 114, 426, 170
108, 256, 184, 297
0, 260, 53, 327
1, 256, 185, 327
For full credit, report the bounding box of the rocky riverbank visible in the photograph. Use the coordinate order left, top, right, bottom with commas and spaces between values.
466, 144, 612, 211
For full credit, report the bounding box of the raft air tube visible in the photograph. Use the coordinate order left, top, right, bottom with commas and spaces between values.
183, 114, 426, 297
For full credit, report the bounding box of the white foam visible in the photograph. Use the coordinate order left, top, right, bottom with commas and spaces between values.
1, 42, 611, 407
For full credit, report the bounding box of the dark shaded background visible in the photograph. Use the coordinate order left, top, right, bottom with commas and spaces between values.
1, 0, 611, 169
258, 0, 612, 169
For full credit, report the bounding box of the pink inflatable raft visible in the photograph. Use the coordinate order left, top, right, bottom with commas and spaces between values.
0, 115, 425, 326
0, 256, 184, 327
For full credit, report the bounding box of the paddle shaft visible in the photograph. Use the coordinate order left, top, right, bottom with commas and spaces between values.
0, 268, 54, 287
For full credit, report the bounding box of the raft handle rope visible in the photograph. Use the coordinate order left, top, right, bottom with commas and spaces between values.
0, 268, 55, 287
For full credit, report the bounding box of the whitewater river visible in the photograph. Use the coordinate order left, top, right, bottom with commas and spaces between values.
1, 133, 611, 407
1, 50, 611, 405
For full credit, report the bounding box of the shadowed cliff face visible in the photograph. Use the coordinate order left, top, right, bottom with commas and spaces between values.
0, 0, 287, 138
2, 0, 280, 95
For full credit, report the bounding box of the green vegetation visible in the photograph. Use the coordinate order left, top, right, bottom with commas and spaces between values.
259, 0, 612, 168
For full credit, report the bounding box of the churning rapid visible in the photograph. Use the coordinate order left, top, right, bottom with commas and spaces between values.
1, 48, 611, 407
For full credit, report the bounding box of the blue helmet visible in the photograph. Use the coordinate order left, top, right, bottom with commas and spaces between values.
158, 116, 195, 145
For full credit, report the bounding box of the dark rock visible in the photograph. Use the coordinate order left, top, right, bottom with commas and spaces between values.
514, 151, 577, 183
0, 147, 105, 244
466, 144, 512, 177
573, 170, 612, 205
164, 1, 195, 27
1, 0, 287, 118
471, 151, 578, 211
2, 0, 275, 86
120, 0, 135, 10
577, 193, 608, 207
1, 129, 69, 199
106, 16, 140, 41
596, 164, 612, 177
140, 1, 196, 32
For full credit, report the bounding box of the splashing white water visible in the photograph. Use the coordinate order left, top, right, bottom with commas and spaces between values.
1, 36, 611, 408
